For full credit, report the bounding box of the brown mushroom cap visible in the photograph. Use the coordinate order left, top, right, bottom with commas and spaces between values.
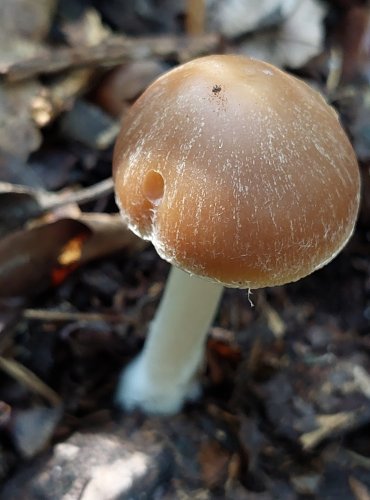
113, 55, 360, 288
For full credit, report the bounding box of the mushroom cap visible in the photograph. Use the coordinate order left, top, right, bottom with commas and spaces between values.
113, 55, 360, 288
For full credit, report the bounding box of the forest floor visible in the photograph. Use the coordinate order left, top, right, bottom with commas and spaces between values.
0, 1, 369, 498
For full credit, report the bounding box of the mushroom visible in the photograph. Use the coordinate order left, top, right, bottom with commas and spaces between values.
113, 55, 360, 415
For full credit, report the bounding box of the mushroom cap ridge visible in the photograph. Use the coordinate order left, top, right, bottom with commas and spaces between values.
113, 55, 360, 288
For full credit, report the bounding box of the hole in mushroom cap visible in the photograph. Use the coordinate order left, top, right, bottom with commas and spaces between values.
142, 170, 164, 206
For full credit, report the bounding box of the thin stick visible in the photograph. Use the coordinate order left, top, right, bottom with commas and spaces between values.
186, 0, 206, 35
1, 34, 219, 82
44, 177, 114, 211
0, 178, 114, 217
23, 308, 136, 324
0, 356, 61, 406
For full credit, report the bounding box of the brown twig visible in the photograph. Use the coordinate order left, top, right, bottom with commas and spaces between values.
186, 0, 206, 35
23, 308, 137, 324
0, 356, 61, 406
0, 177, 114, 216
0, 34, 219, 82
44, 177, 114, 211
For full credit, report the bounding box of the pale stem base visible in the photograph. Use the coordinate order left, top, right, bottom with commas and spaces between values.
116, 266, 224, 415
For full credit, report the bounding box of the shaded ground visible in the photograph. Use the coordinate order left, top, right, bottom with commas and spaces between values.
0, 0, 369, 498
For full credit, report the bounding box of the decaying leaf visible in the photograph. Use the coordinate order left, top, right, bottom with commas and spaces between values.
209, 0, 295, 37
0, 82, 43, 159
78, 213, 147, 265
0, 0, 56, 67
60, 7, 111, 48
209, 0, 326, 68
0, 212, 146, 298
0, 0, 56, 44
198, 440, 232, 489
94, 60, 166, 117
31, 69, 94, 128
0, 218, 91, 297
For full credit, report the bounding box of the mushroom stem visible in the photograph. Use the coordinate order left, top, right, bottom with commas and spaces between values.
116, 266, 224, 415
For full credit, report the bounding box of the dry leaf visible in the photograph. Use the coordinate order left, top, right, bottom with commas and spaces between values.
0, 211, 146, 298
211, 0, 325, 69
0, 218, 91, 297
0, 0, 56, 43
0, 82, 43, 159
94, 60, 165, 117
198, 440, 232, 489
0, 0, 55, 67
78, 213, 147, 265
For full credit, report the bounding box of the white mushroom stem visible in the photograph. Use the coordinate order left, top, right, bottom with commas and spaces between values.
116, 266, 224, 415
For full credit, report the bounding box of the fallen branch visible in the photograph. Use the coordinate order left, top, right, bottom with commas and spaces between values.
1, 34, 220, 82
0, 356, 61, 406
23, 308, 136, 325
